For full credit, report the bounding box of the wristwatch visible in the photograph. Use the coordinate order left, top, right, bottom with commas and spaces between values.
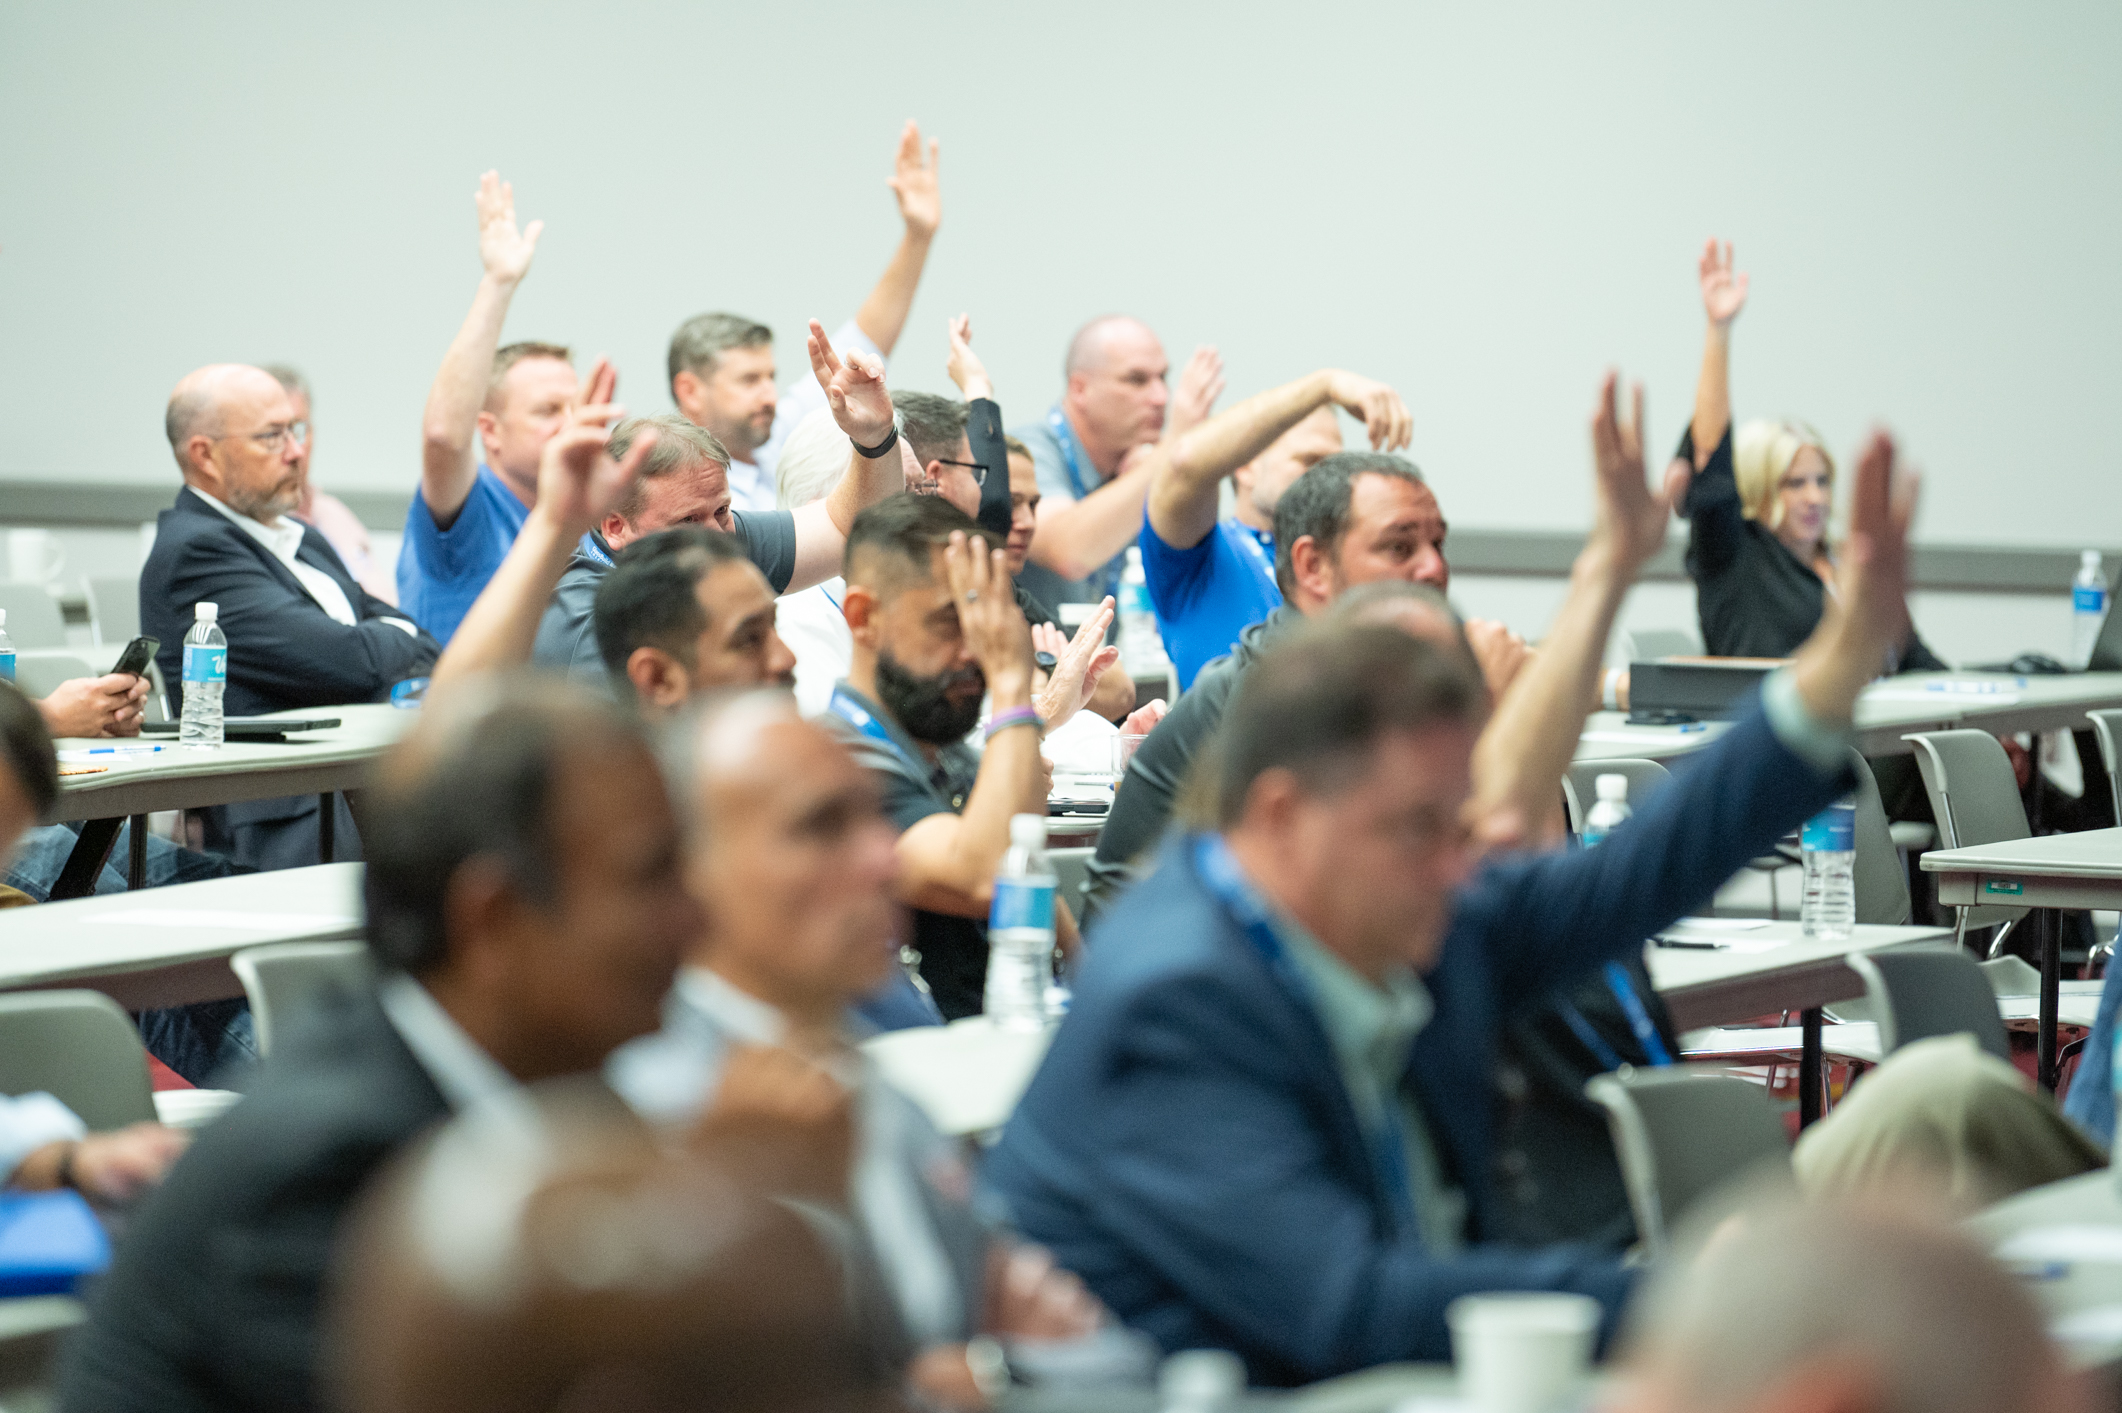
854, 409, 904, 460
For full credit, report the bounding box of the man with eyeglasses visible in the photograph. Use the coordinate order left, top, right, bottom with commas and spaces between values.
141, 363, 438, 869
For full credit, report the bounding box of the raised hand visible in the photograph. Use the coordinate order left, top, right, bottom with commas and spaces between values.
888, 120, 942, 239
1325, 371, 1413, 451
1589, 372, 1689, 573
1167, 346, 1226, 439
578, 355, 617, 410
535, 392, 658, 535
1463, 619, 1533, 700
1699, 238, 1749, 329
1789, 429, 1919, 721
1035, 599, 1120, 726
944, 531, 1035, 702
945, 314, 993, 402
807, 319, 895, 447
475, 170, 542, 285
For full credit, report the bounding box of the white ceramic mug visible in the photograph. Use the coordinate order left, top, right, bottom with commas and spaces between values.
6, 529, 65, 586
1447, 1292, 1600, 1413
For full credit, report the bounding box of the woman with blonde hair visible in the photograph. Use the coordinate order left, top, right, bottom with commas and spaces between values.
1677, 240, 1945, 670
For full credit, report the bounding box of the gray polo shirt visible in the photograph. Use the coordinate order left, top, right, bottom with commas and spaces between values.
530, 513, 797, 681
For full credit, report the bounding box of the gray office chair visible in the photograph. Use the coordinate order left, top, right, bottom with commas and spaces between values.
1902, 729, 2032, 955
1621, 628, 1704, 662
1848, 751, 1912, 927
6, 651, 98, 702
1562, 759, 1672, 836
2089, 709, 2122, 823
1846, 947, 2011, 1063
231, 941, 374, 1056
83, 576, 140, 649
0, 585, 67, 649
1585, 1067, 1793, 1256
0, 991, 156, 1131
1048, 847, 1094, 921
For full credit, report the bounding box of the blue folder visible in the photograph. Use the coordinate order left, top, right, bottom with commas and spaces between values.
0, 1191, 110, 1296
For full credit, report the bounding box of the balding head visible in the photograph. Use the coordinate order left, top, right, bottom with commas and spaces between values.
1064, 315, 1159, 377
1616, 1200, 2087, 1413
164, 364, 305, 520
1061, 316, 1169, 462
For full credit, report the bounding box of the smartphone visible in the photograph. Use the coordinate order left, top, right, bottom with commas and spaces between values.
110, 635, 159, 678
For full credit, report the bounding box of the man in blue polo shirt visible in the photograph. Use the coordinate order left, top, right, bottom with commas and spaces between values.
1140, 367, 1411, 686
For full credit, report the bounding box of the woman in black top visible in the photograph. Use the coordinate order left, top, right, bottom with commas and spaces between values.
1677, 240, 1946, 671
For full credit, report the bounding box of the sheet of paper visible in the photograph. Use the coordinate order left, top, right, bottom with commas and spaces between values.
1865, 687, 2021, 706
1579, 730, 1711, 744
1995, 1225, 2122, 1265
80, 909, 360, 932
1668, 917, 1771, 931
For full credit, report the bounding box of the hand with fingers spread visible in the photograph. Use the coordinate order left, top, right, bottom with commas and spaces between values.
1119, 698, 1168, 738
1699, 238, 1749, 330
945, 314, 993, 403
807, 319, 895, 448
533, 395, 658, 538
1790, 429, 1921, 721
888, 119, 942, 240
1033, 599, 1121, 727
1463, 619, 1533, 701
1167, 346, 1226, 440
1324, 370, 1413, 451
1588, 372, 1691, 573
475, 170, 542, 285
945, 532, 1035, 707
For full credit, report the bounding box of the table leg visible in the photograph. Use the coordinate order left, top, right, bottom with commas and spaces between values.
49, 817, 123, 900
2038, 907, 2060, 1092
1800, 1007, 1825, 1127
318, 793, 335, 865
126, 815, 148, 891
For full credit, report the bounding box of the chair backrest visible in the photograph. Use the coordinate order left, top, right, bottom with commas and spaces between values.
1847, 947, 2011, 1062
1584, 1067, 1792, 1255
1049, 847, 1094, 919
1562, 759, 1672, 836
83, 577, 140, 649
1622, 627, 1704, 661
0, 585, 67, 650
1846, 751, 1911, 926
1901, 729, 2031, 933
231, 941, 374, 1056
2089, 709, 2122, 824
0, 991, 156, 1130
6, 652, 98, 704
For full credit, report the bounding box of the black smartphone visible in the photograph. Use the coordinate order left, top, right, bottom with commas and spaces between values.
110, 635, 159, 678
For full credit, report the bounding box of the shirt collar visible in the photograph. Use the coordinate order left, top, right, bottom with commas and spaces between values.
191, 484, 305, 559
377, 974, 520, 1112
831, 679, 946, 776
1273, 910, 1433, 1084
675, 966, 786, 1046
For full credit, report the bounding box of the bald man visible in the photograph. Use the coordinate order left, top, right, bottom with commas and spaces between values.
142, 364, 439, 869
1011, 316, 1221, 612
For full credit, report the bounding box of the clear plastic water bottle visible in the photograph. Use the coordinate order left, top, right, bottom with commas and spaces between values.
2073, 550, 2109, 669
1800, 799, 1857, 941
179, 601, 227, 748
0, 610, 13, 683
986, 813, 1057, 1029
1581, 773, 1631, 845
1118, 545, 1167, 672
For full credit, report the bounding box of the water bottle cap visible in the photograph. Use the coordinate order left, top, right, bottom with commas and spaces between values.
2084, 550, 2103, 570
0, 609, 7, 626
1595, 773, 1629, 801
1009, 813, 1047, 849
195, 601, 218, 622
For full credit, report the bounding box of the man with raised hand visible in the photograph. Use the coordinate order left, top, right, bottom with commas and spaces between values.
400, 172, 586, 643
1141, 368, 1410, 687
531, 323, 904, 681
669, 121, 943, 514
1012, 318, 1224, 612
989, 380, 1927, 1383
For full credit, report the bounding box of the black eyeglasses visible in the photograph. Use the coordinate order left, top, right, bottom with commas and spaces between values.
934, 458, 990, 487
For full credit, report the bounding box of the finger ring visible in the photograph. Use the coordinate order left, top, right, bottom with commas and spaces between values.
965, 591, 980, 603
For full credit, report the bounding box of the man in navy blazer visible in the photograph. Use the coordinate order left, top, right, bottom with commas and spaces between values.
986, 382, 1924, 1384
141, 364, 439, 868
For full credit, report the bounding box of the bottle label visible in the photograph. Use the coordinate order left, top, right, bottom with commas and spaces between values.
989, 877, 1055, 933
182, 644, 227, 684
1801, 802, 1855, 852
2075, 585, 2108, 614
0, 651, 12, 682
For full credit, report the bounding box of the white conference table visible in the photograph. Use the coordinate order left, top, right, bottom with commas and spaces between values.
1922, 827, 2122, 1091
46, 704, 413, 898
1968, 1171, 2122, 1374
1646, 919, 1952, 1125
0, 864, 363, 1010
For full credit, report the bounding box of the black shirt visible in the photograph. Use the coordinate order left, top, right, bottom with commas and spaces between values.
1679, 424, 1945, 671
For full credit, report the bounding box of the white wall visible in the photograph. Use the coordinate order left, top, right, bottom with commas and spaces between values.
3, 1, 2119, 548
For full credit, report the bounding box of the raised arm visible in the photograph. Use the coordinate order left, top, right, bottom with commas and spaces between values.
1689, 238, 1748, 469
419, 172, 543, 525
1467, 375, 1690, 850
428, 369, 656, 691
786, 321, 906, 591
895, 534, 1046, 914
945, 314, 1014, 540
1147, 369, 1411, 551
850, 121, 941, 358
1162, 346, 1226, 444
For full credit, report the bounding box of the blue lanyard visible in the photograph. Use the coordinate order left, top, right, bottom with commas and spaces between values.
1192, 834, 1419, 1236
578, 532, 614, 569
1047, 408, 1122, 599
1226, 520, 1278, 597
826, 685, 924, 776
1557, 963, 1674, 1071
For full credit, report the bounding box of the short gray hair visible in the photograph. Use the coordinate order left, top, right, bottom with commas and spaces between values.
1272, 452, 1428, 594
668, 313, 772, 393
890, 390, 968, 469
260, 363, 311, 403
775, 408, 852, 510
608, 415, 730, 524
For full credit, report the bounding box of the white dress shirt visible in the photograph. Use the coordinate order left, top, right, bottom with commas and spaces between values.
193, 486, 419, 636
726, 318, 885, 515
780, 577, 854, 718
377, 974, 520, 1113
0, 1093, 86, 1183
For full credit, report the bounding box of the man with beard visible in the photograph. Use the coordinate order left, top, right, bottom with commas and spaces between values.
823, 494, 1080, 1019
141, 363, 439, 868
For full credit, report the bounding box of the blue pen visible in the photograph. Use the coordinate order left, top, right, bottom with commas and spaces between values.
75, 745, 168, 755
